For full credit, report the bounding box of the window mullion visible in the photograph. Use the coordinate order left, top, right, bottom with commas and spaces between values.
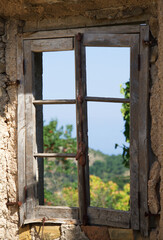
24, 40, 38, 219
33, 52, 44, 206
75, 33, 89, 225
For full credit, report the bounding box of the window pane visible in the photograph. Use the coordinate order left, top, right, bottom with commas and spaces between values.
35, 104, 77, 154
44, 157, 78, 207
43, 51, 75, 99
88, 102, 130, 210
86, 47, 130, 98
37, 157, 78, 207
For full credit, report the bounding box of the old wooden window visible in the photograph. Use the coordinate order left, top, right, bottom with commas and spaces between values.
18, 25, 149, 236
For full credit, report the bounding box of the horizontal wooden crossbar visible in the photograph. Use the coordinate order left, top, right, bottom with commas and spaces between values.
33, 99, 76, 105
33, 98, 130, 105
34, 153, 76, 158
85, 96, 130, 103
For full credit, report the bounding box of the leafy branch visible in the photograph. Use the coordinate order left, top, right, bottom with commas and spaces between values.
115, 81, 130, 168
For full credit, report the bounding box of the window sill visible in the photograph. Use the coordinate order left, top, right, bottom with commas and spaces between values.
24, 205, 130, 229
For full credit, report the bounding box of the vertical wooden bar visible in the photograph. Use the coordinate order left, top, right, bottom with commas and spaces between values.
17, 35, 26, 225
130, 35, 140, 230
75, 34, 89, 224
139, 25, 149, 237
82, 41, 90, 209
24, 40, 37, 219
33, 52, 44, 205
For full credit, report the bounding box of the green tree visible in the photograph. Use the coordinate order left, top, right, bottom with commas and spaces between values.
44, 120, 76, 154
115, 81, 130, 168
89, 153, 129, 189
59, 175, 130, 210
43, 120, 77, 206
90, 175, 130, 210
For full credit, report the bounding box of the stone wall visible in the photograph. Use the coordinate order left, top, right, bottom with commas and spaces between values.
0, 20, 19, 239
157, 0, 163, 239
0, 0, 162, 239
19, 224, 145, 240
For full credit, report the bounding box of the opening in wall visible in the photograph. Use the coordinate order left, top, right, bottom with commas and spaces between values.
19, 25, 149, 236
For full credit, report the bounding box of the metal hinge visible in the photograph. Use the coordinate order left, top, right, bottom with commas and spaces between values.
144, 212, 160, 217
143, 38, 157, 47
138, 54, 141, 71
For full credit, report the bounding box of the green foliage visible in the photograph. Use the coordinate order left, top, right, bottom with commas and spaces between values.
62, 186, 78, 207
44, 120, 76, 154
43, 120, 78, 206
115, 81, 130, 168
43, 120, 130, 210
89, 152, 129, 189
45, 175, 130, 210
90, 175, 130, 211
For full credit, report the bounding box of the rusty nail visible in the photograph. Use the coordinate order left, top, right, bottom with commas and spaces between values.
6, 80, 20, 86
6, 201, 22, 207
41, 217, 46, 239
42, 217, 46, 225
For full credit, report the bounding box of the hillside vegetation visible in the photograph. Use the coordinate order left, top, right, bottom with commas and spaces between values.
43, 120, 130, 211
89, 149, 129, 189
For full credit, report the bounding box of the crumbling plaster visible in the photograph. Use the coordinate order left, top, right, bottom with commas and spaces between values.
0, 0, 162, 239
0, 20, 19, 239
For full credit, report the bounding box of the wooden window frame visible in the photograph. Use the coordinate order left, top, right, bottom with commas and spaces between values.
17, 25, 149, 236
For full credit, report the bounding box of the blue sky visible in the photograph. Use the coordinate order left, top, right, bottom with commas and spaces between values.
43, 47, 130, 155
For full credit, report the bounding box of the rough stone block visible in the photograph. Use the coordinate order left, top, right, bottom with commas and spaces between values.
6, 222, 19, 239
0, 42, 5, 50
0, 62, 6, 73
0, 49, 5, 59
149, 17, 158, 38
150, 80, 160, 157
108, 228, 134, 240
61, 225, 89, 240
82, 226, 110, 240
148, 161, 160, 214
0, 21, 4, 36
121, 6, 143, 19
150, 46, 158, 63
150, 64, 158, 85
133, 231, 144, 240
0, 74, 7, 84
150, 228, 159, 240
31, 225, 61, 239
0, 227, 6, 239
19, 225, 31, 240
